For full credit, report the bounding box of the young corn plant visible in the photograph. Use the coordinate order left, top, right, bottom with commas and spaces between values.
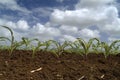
0, 37, 11, 50
60, 41, 75, 53
9, 41, 25, 54
31, 40, 46, 58
44, 40, 69, 57
21, 37, 43, 58
67, 41, 84, 56
21, 37, 38, 50
75, 38, 100, 56
0, 26, 25, 55
0, 25, 15, 55
113, 44, 120, 55
101, 40, 120, 58
92, 41, 102, 54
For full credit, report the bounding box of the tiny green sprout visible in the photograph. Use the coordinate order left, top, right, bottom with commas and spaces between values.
75, 38, 100, 56
101, 40, 120, 58
21, 38, 39, 58
0, 37, 11, 50
0, 25, 14, 46
32, 40, 46, 58
44, 40, 69, 57
0, 25, 120, 58
0, 25, 15, 55
9, 41, 25, 55
70, 40, 84, 55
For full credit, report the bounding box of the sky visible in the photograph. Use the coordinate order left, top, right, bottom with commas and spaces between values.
0, 0, 120, 43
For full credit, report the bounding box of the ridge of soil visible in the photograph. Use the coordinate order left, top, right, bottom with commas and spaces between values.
0, 50, 120, 80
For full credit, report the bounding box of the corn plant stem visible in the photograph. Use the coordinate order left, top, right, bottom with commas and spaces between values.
0, 25, 15, 55
0, 25, 120, 58
0, 26, 14, 47
76, 38, 100, 56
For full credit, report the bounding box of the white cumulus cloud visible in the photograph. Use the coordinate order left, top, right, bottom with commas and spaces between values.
0, 0, 120, 43
31, 23, 61, 38
75, 0, 114, 9
108, 37, 120, 42
60, 35, 76, 42
50, 0, 120, 41
0, 0, 30, 13
50, 5, 118, 28
78, 28, 100, 39
59, 25, 78, 34
5, 20, 30, 31
101, 18, 120, 36
0, 20, 61, 41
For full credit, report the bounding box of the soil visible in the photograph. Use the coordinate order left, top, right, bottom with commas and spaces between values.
0, 50, 120, 80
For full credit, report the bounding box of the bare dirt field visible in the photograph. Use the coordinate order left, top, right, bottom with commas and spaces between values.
0, 50, 120, 80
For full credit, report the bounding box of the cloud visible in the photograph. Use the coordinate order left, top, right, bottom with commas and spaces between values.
0, 0, 30, 13
108, 37, 120, 45
108, 37, 120, 41
50, 5, 118, 28
32, 7, 53, 18
0, 0, 120, 43
50, 0, 120, 41
0, 19, 76, 42
101, 18, 120, 36
0, 20, 61, 41
16, 20, 30, 31
59, 25, 78, 35
75, 0, 114, 9
59, 35, 76, 42
5, 20, 30, 31
0, 19, 8, 25
1, 20, 30, 41
78, 28, 100, 39
59, 27, 100, 42
31, 23, 61, 38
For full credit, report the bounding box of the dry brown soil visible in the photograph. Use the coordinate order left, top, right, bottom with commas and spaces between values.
0, 50, 120, 80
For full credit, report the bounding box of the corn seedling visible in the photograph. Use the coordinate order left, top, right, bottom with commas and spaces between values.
44, 40, 69, 57
0, 25, 120, 58
66, 41, 84, 56
31, 40, 46, 58
9, 41, 25, 55
21, 37, 40, 58
75, 38, 100, 56
101, 40, 120, 58
0, 26, 14, 45
61, 41, 75, 53
0, 25, 15, 55
43, 40, 52, 51
44, 40, 60, 57
113, 44, 120, 55
21, 37, 38, 50
0, 37, 11, 50
92, 41, 102, 54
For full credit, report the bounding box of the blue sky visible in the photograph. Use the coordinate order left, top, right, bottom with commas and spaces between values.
0, 0, 120, 42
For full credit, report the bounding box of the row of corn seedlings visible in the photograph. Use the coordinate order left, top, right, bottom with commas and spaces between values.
0, 25, 120, 58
